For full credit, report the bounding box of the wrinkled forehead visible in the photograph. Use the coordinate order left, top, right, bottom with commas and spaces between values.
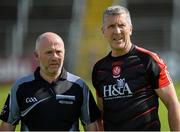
40, 36, 63, 46
103, 13, 128, 24
36, 33, 64, 51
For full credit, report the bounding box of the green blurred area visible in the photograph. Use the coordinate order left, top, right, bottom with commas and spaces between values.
0, 82, 180, 131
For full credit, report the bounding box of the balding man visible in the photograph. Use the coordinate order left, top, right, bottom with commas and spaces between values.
0, 32, 100, 131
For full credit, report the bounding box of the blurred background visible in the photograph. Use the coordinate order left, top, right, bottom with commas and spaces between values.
0, 0, 180, 84
0, 0, 180, 130
0, 0, 180, 83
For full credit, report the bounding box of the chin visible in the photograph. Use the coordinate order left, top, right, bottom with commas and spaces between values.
49, 69, 60, 74
113, 45, 125, 50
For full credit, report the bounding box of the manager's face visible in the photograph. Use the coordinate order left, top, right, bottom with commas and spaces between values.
102, 13, 132, 52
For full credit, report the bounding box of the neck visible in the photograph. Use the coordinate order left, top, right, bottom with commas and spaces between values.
111, 42, 132, 57
40, 70, 60, 83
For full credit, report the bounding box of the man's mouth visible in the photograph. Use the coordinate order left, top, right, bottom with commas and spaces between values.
113, 37, 123, 42
49, 63, 59, 67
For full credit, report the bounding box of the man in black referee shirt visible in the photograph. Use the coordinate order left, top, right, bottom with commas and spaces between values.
0, 32, 100, 131
92, 5, 180, 131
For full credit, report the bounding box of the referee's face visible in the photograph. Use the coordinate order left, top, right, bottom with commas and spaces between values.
36, 34, 65, 78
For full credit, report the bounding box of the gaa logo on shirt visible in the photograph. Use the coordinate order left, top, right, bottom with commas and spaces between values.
25, 97, 38, 103
112, 66, 121, 78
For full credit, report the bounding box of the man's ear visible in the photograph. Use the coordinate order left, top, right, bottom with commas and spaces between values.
130, 26, 133, 36
101, 26, 104, 34
34, 51, 39, 60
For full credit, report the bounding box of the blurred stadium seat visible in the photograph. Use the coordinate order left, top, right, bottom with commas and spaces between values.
0, 0, 74, 83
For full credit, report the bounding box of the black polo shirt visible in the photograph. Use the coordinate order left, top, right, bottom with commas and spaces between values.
92, 45, 171, 131
0, 67, 100, 131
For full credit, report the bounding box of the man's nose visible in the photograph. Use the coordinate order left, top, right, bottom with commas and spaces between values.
114, 27, 121, 34
52, 52, 59, 58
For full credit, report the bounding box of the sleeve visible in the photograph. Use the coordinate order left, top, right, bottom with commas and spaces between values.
148, 53, 172, 89
0, 82, 21, 125
92, 64, 102, 97
80, 82, 101, 126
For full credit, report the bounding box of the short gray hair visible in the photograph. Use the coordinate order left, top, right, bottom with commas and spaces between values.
103, 5, 132, 26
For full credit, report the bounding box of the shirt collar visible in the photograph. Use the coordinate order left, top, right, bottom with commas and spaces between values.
108, 44, 135, 60
34, 67, 67, 83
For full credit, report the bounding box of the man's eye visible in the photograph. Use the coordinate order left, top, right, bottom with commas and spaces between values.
109, 25, 115, 28
118, 24, 126, 28
56, 51, 62, 55
46, 51, 52, 54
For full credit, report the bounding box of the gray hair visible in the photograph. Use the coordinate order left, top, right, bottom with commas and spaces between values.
103, 5, 132, 26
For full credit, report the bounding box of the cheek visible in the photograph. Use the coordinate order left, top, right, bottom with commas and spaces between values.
103, 31, 112, 39
60, 56, 65, 62
103, 28, 110, 36
124, 30, 131, 36
39, 56, 49, 64
126, 27, 132, 35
